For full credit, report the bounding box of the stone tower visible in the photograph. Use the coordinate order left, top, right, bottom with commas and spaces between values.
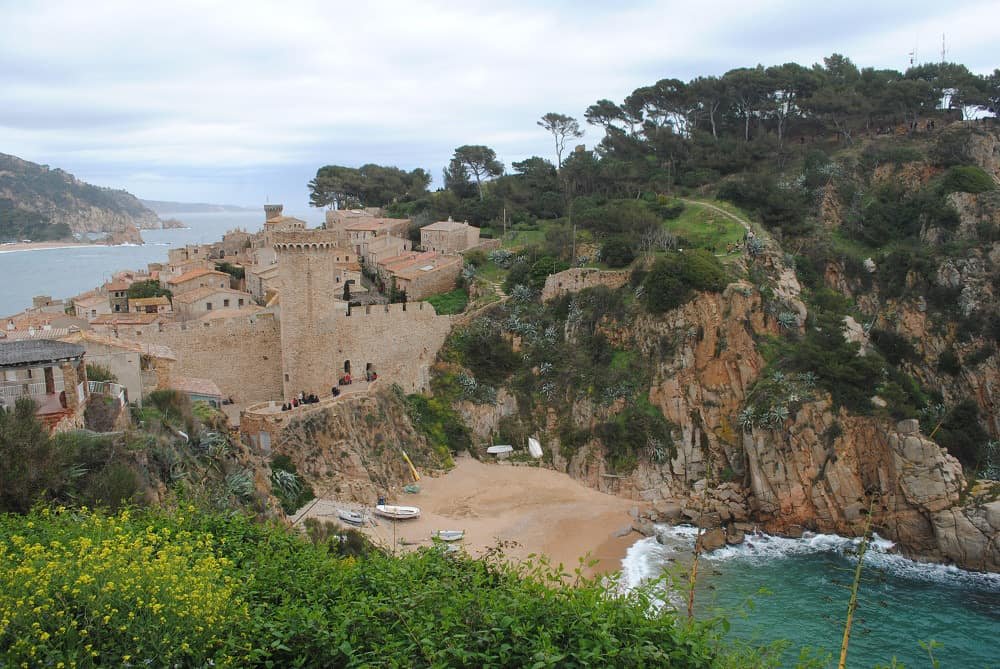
264, 203, 283, 221
273, 229, 343, 400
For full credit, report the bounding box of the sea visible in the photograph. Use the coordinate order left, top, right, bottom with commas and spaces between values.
621, 525, 1000, 667
0, 210, 320, 316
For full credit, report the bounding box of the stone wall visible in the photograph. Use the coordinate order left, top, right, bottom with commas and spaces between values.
108, 313, 283, 404
283, 302, 451, 399
541, 268, 631, 302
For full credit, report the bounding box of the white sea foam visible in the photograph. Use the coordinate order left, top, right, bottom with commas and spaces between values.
621, 524, 1000, 593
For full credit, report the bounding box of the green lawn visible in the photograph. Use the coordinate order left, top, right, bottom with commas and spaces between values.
665, 200, 746, 252
426, 289, 469, 315
502, 228, 545, 249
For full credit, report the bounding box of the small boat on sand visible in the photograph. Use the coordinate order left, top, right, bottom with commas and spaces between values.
375, 504, 421, 520
486, 445, 513, 456
338, 509, 364, 525
432, 530, 465, 542
528, 437, 543, 459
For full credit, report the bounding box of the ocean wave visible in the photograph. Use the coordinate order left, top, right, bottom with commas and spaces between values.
621, 524, 1000, 593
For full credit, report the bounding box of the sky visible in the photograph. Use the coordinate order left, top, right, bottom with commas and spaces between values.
1, 0, 998, 213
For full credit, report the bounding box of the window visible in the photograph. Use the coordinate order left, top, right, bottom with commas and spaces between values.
223, 299, 230, 308
238, 298, 244, 307
206, 302, 213, 310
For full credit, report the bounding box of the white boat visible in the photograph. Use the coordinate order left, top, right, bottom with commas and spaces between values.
527, 437, 543, 459
338, 509, 364, 525
432, 530, 465, 542
486, 445, 513, 455
375, 504, 421, 520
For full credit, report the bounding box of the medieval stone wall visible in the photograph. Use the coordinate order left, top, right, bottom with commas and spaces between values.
282, 302, 451, 399
541, 268, 631, 302
109, 314, 283, 404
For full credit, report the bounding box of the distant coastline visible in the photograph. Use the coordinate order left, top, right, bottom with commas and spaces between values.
142, 199, 257, 215
0, 240, 141, 255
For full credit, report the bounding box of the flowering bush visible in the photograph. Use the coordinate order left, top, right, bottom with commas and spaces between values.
0, 507, 250, 667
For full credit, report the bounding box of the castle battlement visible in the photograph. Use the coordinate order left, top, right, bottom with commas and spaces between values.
107, 312, 278, 340
342, 301, 441, 319
272, 229, 342, 250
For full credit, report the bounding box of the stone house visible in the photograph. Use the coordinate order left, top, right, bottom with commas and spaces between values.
106, 281, 130, 313
246, 263, 281, 305
167, 244, 214, 266
89, 313, 163, 334
166, 268, 231, 295
131, 296, 173, 315
363, 234, 411, 268
0, 339, 90, 432
172, 286, 252, 319
73, 294, 112, 321
61, 331, 175, 407
420, 218, 480, 253
390, 254, 463, 300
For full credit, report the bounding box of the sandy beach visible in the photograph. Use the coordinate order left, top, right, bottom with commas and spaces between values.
293, 455, 639, 577
0, 240, 101, 254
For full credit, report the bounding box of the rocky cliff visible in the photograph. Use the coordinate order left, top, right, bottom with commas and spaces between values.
451, 245, 999, 571
0, 152, 159, 242
259, 389, 450, 503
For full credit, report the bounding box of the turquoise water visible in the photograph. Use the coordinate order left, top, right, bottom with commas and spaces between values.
0, 210, 320, 316
622, 527, 1000, 668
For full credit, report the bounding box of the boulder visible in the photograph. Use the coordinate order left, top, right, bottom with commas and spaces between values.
653, 501, 683, 522
726, 528, 745, 545
699, 527, 726, 552
632, 519, 655, 537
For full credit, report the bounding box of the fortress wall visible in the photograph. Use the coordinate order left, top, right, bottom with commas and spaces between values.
541, 268, 631, 302
111, 314, 283, 404
284, 302, 451, 398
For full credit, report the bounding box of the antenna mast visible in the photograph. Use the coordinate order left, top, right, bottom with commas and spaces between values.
940, 33, 947, 63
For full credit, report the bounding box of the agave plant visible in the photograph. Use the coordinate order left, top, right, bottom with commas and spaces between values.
738, 407, 756, 432
225, 470, 255, 502
777, 311, 799, 330
270, 469, 302, 498
768, 405, 790, 426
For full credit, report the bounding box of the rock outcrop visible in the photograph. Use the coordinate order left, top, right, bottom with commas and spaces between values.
266, 389, 450, 503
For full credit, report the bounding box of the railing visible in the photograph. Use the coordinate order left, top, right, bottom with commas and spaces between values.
243, 380, 376, 419
88, 381, 127, 407
0, 379, 64, 403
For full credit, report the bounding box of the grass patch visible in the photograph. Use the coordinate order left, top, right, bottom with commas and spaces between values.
426, 289, 469, 315
664, 200, 746, 252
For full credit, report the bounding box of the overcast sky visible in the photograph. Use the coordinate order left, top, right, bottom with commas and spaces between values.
1, 0, 997, 213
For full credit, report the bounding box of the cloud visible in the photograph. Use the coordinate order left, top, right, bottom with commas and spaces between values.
0, 0, 997, 207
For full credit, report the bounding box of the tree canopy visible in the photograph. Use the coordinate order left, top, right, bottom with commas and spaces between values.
308, 163, 431, 209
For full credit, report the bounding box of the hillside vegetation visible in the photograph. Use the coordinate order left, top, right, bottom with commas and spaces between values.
0, 152, 159, 241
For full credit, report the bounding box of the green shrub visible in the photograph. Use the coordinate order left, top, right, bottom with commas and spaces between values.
940, 165, 996, 194
405, 393, 470, 458
937, 348, 961, 375
935, 399, 989, 469
0, 506, 748, 668
601, 236, 636, 267
642, 250, 728, 313
427, 289, 469, 315
85, 363, 117, 383
270, 454, 315, 514
126, 279, 172, 300
869, 328, 918, 365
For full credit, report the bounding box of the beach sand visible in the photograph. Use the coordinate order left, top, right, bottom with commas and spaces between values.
294, 454, 639, 577
0, 241, 95, 254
